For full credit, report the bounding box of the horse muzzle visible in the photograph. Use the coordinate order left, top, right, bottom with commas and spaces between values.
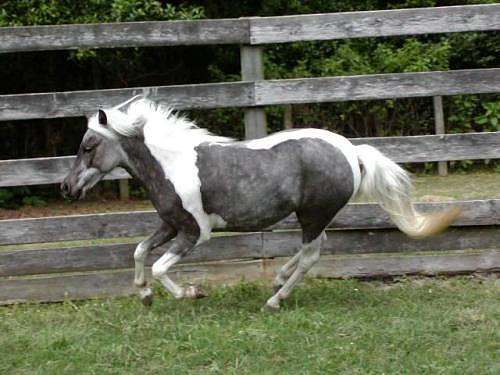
61, 168, 104, 200
60, 178, 82, 200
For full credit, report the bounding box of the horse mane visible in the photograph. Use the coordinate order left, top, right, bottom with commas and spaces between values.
89, 97, 233, 149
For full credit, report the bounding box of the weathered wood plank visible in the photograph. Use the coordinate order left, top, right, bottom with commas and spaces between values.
0, 233, 263, 277
1, 250, 498, 304
349, 132, 500, 163
1, 226, 498, 277
241, 45, 267, 139
1, 5, 497, 53
271, 199, 500, 231
1, 131, 498, 187
0, 211, 159, 244
0, 156, 130, 187
0, 19, 249, 53
0, 270, 138, 304
262, 226, 500, 258
269, 250, 500, 279
255, 69, 500, 105
0, 81, 253, 121
1, 200, 497, 245
0, 259, 265, 304
1, 69, 498, 121
433, 96, 448, 175
249, 5, 500, 44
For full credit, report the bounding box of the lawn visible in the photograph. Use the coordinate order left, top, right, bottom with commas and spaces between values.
1, 276, 498, 374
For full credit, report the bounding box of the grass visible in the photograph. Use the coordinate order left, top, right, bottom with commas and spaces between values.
1, 277, 498, 374
411, 171, 500, 201
355, 171, 499, 203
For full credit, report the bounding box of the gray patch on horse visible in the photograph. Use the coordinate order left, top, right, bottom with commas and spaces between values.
195, 138, 354, 242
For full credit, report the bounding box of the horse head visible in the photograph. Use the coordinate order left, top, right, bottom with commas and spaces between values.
61, 109, 128, 200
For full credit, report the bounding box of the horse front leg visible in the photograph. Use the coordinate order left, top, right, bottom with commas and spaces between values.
133, 223, 176, 305
151, 232, 206, 300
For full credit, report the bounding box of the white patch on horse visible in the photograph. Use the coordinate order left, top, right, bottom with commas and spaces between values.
89, 98, 232, 244
244, 129, 361, 197
151, 252, 184, 298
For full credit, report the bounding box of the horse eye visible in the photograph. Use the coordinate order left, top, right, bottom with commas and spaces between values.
83, 146, 93, 152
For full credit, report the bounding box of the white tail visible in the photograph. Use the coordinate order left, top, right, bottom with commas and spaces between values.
355, 144, 461, 239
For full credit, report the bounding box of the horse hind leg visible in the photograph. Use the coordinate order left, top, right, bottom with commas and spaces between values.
269, 207, 337, 304
264, 230, 326, 311
272, 249, 302, 293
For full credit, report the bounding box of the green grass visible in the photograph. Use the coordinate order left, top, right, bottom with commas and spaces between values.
411, 172, 500, 201
1, 277, 498, 374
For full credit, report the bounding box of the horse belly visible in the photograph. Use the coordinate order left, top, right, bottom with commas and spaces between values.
217, 179, 301, 230
196, 143, 302, 231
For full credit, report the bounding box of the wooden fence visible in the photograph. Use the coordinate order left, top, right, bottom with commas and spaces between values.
0, 4, 499, 304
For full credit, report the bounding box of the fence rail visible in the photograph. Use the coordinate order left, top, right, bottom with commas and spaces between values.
1, 200, 498, 245
3, 250, 498, 304
1, 199, 498, 303
1, 132, 498, 187
0, 5, 499, 304
1, 69, 499, 121
0, 4, 498, 53
2, 226, 499, 278
248, 5, 500, 44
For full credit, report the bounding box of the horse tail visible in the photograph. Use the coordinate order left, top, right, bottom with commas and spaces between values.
354, 144, 461, 239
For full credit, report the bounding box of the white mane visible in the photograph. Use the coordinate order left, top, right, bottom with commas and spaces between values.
88, 97, 233, 150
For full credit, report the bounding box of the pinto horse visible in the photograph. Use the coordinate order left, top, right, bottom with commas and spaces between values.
61, 97, 460, 310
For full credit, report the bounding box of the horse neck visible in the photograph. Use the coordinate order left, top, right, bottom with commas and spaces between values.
119, 136, 174, 208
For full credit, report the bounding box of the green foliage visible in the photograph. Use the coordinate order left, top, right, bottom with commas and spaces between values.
448, 94, 500, 133
262, 23, 497, 140
475, 101, 500, 132
0, 0, 204, 26
0, 187, 47, 209
266, 37, 451, 80
0, 189, 15, 208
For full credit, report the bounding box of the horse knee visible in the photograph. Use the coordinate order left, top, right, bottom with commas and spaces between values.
297, 250, 320, 272
151, 262, 166, 280
296, 233, 323, 271
134, 242, 148, 262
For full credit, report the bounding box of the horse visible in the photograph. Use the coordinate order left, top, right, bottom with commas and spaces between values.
61, 96, 461, 310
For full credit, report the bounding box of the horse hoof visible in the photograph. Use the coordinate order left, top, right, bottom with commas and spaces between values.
261, 300, 280, 313
141, 294, 153, 306
185, 284, 208, 299
139, 288, 154, 306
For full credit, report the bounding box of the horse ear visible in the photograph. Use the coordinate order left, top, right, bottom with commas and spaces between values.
98, 109, 108, 126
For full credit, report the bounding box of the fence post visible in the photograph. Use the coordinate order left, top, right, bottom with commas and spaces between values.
433, 96, 448, 176
284, 104, 293, 129
240, 45, 267, 139
119, 179, 130, 200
